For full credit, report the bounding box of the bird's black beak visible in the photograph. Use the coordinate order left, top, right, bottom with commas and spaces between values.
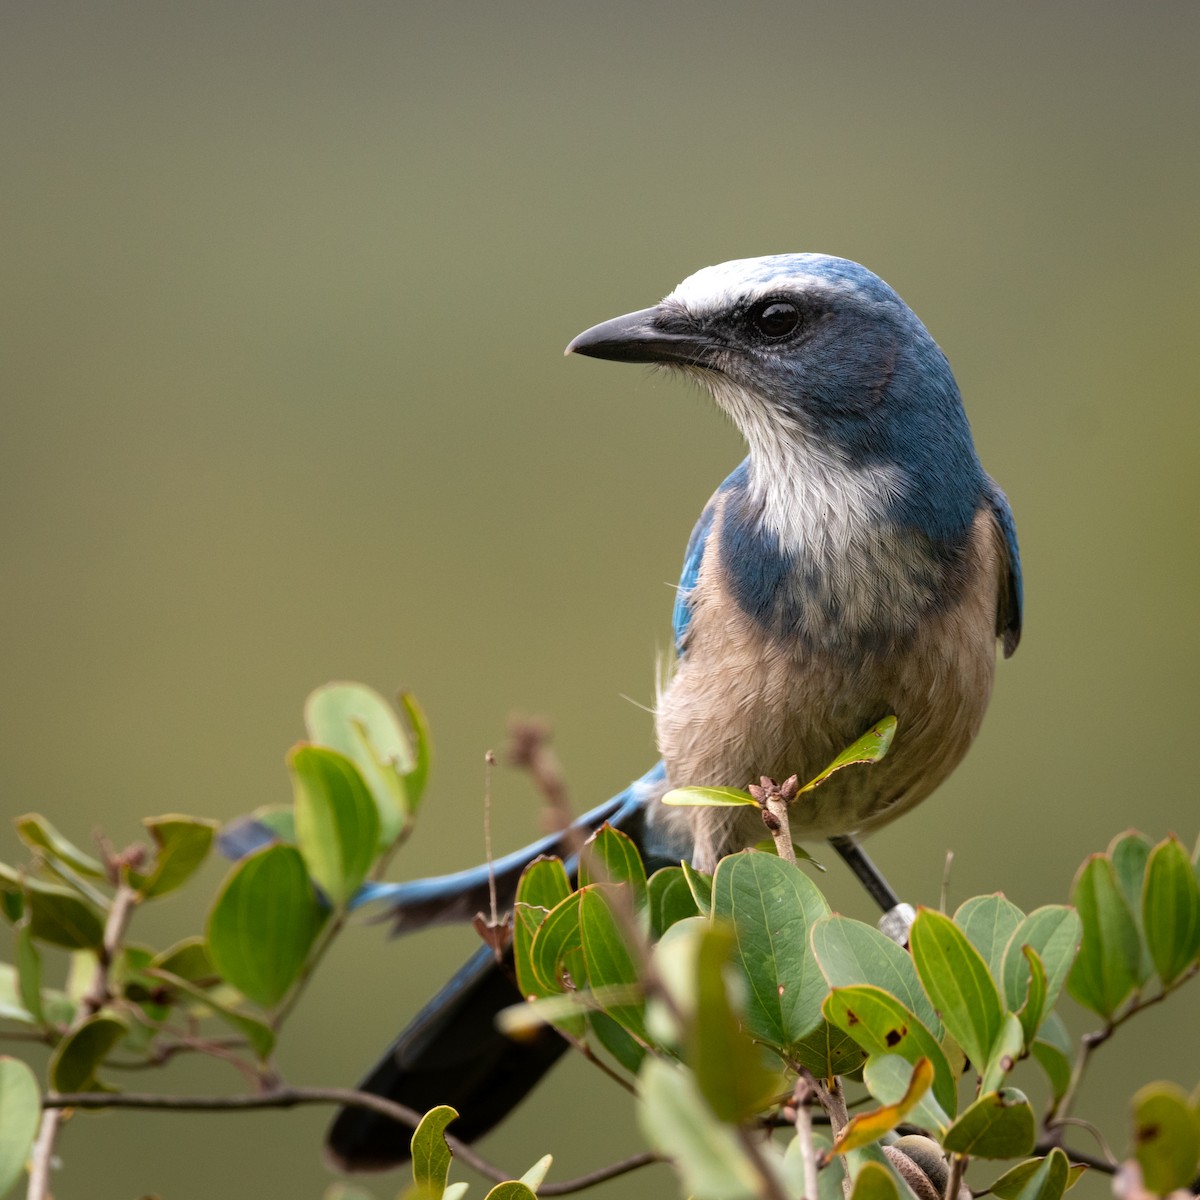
565, 305, 715, 367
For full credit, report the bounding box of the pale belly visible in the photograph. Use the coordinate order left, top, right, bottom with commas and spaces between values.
653, 509, 1004, 872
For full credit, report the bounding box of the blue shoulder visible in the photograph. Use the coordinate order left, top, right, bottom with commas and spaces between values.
672, 460, 748, 655
986, 479, 1022, 657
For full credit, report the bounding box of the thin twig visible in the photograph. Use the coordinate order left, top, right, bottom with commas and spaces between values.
944, 1152, 966, 1200
25, 1109, 60, 1200
1031, 1138, 1118, 1177
41, 1085, 661, 1195
485, 750, 499, 931
1051, 1116, 1119, 1167
793, 1073, 821, 1200
1047, 964, 1199, 1126
82, 882, 139, 1015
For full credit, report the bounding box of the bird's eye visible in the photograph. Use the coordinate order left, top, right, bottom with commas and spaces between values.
748, 300, 800, 340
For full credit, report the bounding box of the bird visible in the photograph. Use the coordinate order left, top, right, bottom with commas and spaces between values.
325, 253, 1022, 1171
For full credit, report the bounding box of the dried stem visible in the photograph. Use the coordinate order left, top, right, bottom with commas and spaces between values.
793, 1073, 821, 1200
40, 1085, 659, 1195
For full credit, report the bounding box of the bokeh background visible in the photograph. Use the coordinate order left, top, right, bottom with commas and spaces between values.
3, 2, 1198, 1197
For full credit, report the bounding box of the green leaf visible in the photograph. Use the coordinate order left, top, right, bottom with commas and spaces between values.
1066, 855, 1141, 1018
637, 1059, 766, 1200
49, 1011, 128, 1092
799, 716, 897, 794
711, 852, 830, 1054
823, 985, 956, 1116
529, 892, 584, 996
150, 937, 215, 985
1131, 1081, 1200, 1195
942, 1088, 1036, 1158
792, 1018, 868, 1079
129, 815, 218, 898
1142, 835, 1200, 987
589, 1009, 645, 1073
661, 786, 758, 807
980, 1011, 1025, 1094
954, 894, 1024, 982
1030, 1012, 1073, 1101
483, 1183, 538, 1200
1000, 906, 1081, 1019
811, 914, 941, 1037
910, 907, 1004, 1073
304, 682, 415, 846
578, 825, 648, 911
0, 866, 104, 950
0, 1056, 41, 1199
834, 1057, 934, 1155
990, 1150, 1080, 1200
290, 745, 381, 908
1109, 830, 1153, 915
690, 923, 780, 1122
1014, 946, 1048, 1050
647, 866, 700, 939
147, 968, 275, 1059
513, 857, 572, 1002
863, 1054, 951, 1135
14, 814, 106, 878
579, 887, 645, 1037
398, 690, 432, 814
681, 861, 712, 915
410, 1104, 456, 1197
848, 1159, 901, 1200
15, 923, 43, 1026
1109, 830, 1156, 985
520, 1153, 553, 1190
205, 844, 325, 1009
0, 964, 35, 1025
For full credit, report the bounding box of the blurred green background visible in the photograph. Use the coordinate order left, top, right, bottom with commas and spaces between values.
2, 2, 1197, 1197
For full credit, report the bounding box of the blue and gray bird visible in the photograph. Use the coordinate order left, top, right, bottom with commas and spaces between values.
327, 253, 1022, 1170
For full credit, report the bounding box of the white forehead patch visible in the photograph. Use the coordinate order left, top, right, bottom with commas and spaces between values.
665, 255, 860, 317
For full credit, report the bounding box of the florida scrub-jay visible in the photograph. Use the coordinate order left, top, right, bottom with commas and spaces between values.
326, 253, 1022, 1170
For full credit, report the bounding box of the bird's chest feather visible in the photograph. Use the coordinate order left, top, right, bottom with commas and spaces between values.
655, 494, 1003, 865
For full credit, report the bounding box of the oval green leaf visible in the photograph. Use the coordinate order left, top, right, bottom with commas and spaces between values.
289, 745, 380, 907
910, 907, 1004, 1073
954, 894, 1024, 982
1000, 906, 1081, 1018
15, 814, 106, 879
822, 985, 956, 1116
942, 1088, 1036, 1158
304, 682, 414, 846
411, 1103, 457, 1197
578, 824, 648, 910
1131, 1081, 1200, 1195
49, 1011, 128, 1093
130, 815, 218, 898
647, 866, 700, 939
661, 786, 758, 808
799, 716, 897, 795
205, 844, 325, 1009
1142, 835, 1200, 987
1066, 855, 1140, 1018
690, 923, 780, 1122
711, 852, 830, 1053
0, 1056, 41, 1198
513, 857, 572, 1002
811, 914, 941, 1037
579, 886, 645, 1037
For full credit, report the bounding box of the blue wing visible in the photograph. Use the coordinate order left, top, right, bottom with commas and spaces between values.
986, 479, 1022, 658
672, 459, 748, 655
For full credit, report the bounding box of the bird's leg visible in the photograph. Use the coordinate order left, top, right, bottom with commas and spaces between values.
828, 835, 915, 945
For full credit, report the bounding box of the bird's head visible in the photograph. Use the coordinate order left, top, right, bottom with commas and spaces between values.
568, 255, 986, 541
567, 254, 975, 482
